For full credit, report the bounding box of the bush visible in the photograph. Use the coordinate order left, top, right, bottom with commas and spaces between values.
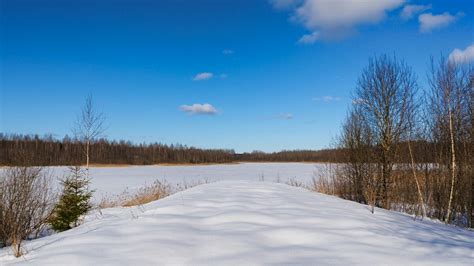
0, 166, 56, 257
49, 166, 93, 232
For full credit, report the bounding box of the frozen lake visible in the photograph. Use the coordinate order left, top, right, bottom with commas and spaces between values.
46, 163, 329, 200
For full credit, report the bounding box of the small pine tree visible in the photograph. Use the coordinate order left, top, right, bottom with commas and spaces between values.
50, 166, 94, 232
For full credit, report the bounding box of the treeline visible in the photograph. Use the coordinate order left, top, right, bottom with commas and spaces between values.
322, 55, 473, 228
0, 134, 343, 165
236, 149, 344, 162
0, 134, 235, 165
0, 134, 438, 166
236, 142, 436, 163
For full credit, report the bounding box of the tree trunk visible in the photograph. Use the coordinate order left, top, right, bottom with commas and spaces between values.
408, 140, 427, 219
446, 106, 456, 224
381, 149, 391, 209
12, 238, 22, 258
86, 140, 90, 177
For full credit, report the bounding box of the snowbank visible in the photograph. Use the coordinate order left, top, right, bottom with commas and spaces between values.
1, 181, 472, 265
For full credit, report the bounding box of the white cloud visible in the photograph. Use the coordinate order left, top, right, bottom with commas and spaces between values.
193, 72, 213, 81
418, 12, 462, 33
179, 103, 218, 115
292, 0, 404, 41
313, 96, 341, 102
298, 31, 321, 44
400, 4, 431, 20
449, 43, 474, 64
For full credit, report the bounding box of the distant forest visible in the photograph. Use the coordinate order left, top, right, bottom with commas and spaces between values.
1, 133, 433, 166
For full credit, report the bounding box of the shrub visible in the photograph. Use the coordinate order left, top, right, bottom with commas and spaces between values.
49, 166, 93, 232
0, 166, 56, 257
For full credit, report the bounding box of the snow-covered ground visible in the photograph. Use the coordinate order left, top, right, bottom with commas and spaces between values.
48, 163, 325, 200
1, 181, 472, 265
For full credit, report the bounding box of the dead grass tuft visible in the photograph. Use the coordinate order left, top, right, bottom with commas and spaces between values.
98, 178, 210, 209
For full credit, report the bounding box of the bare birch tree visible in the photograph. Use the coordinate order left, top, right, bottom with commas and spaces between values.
428, 57, 471, 224
73, 95, 106, 174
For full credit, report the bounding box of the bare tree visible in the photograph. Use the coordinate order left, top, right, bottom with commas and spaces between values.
338, 106, 381, 213
328, 55, 472, 225
73, 95, 106, 174
0, 167, 56, 257
355, 55, 417, 209
405, 90, 427, 219
428, 57, 472, 224
340, 107, 374, 203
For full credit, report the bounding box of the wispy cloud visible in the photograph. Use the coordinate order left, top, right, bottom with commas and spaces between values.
269, 0, 301, 10
222, 49, 234, 55
260, 113, 295, 120
193, 72, 213, 81
352, 98, 365, 105
400, 4, 431, 20
449, 43, 474, 64
298, 32, 321, 44
220, 73, 228, 79
313, 96, 341, 102
418, 12, 463, 33
179, 103, 218, 115
278, 113, 294, 120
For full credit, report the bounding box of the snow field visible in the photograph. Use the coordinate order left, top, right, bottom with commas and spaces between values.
1, 180, 472, 265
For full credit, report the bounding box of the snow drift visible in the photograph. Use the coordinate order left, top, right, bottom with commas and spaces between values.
1, 181, 473, 265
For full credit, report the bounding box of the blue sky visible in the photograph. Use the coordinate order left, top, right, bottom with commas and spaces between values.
1, 0, 473, 152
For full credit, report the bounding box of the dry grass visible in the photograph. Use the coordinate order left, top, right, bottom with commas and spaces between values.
122, 180, 171, 207
98, 196, 121, 209
98, 179, 210, 209
310, 164, 340, 195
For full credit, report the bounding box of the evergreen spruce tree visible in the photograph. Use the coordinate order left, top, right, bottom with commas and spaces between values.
50, 166, 93, 232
